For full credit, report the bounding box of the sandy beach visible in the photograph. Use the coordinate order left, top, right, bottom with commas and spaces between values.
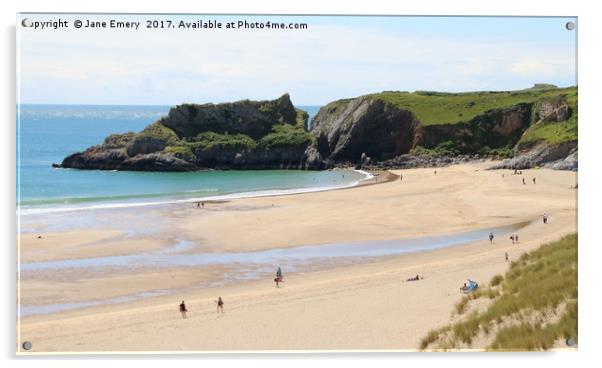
17, 162, 577, 352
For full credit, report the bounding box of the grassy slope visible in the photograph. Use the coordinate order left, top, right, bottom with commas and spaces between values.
519, 113, 578, 146
421, 234, 577, 351
366, 87, 576, 126
518, 88, 578, 146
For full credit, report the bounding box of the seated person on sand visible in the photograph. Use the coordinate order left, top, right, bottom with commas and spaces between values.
407, 274, 422, 282
460, 283, 468, 292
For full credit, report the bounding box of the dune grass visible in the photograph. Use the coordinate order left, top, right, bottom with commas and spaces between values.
420, 234, 577, 351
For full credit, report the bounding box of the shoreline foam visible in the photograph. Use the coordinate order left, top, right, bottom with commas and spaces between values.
18, 169, 373, 216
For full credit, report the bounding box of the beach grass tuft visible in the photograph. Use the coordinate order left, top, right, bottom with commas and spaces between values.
420, 233, 577, 350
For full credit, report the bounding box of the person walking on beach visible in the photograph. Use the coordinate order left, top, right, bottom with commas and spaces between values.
510, 234, 515, 244
400, 174, 403, 182
514, 234, 519, 243
216, 297, 224, 313
543, 213, 548, 224
522, 177, 526, 185
489, 232, 494, 244
533, 177, 536, 184
276, 266, 283, 280
179, 300, 188, 319
274, 266, 283, 288
505, 252, 509, 262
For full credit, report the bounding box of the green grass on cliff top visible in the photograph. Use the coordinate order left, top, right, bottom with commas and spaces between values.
519, 113, 577, 146
366, 87, 576, 126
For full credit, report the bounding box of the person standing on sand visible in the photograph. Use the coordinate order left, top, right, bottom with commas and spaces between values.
533, 177, 536, 184
179, 300, 187, 319
510, 234, 515, 244
522, 177, 526, 185
489, 232, 494, 244
543, 213, 548, 224
216, 297, 224, 313
400, 174, 403, 182
505, 252, 509, 262
515, 234, 519, 243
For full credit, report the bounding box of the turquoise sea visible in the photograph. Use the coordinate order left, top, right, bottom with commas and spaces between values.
17, 104, 367, 215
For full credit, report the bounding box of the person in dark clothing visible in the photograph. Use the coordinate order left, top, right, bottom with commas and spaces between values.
216, 297, 224, 313
489, 232, 494, 244
179, 300, 187, 319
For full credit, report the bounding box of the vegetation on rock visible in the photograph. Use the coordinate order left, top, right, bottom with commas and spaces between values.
365, 86, 576, 126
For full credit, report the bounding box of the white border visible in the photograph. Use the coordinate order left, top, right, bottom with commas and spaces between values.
3, 0, 600, 367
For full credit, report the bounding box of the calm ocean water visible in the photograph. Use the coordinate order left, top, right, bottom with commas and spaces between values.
17, 104, 367, 214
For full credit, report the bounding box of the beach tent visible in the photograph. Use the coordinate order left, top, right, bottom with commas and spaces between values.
466, 279, 479, 292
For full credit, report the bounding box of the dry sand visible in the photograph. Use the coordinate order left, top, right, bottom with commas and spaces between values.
17, 162, 577, 352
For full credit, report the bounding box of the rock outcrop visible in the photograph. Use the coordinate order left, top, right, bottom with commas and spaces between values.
489, 141, 578, 171
58, 94, 320, 171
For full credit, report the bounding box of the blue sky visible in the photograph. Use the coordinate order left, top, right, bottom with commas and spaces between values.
18, 14, 577, 105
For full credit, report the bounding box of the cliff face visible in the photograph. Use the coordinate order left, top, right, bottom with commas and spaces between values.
308, 87, 577, 170
310, 96, 420, 164
418, 103, 533, 153
59, 94, 318, 171
310, 98, 535, 164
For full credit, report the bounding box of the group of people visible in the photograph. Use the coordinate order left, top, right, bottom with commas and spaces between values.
178, 267, 284, 319
522, 177, 537, 185
178, 296, 224, 319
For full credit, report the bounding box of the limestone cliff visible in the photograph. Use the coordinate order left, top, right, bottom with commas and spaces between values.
309, 86, 577, 170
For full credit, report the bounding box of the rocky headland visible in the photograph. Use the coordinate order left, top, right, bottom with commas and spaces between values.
56, 85, 577, 172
